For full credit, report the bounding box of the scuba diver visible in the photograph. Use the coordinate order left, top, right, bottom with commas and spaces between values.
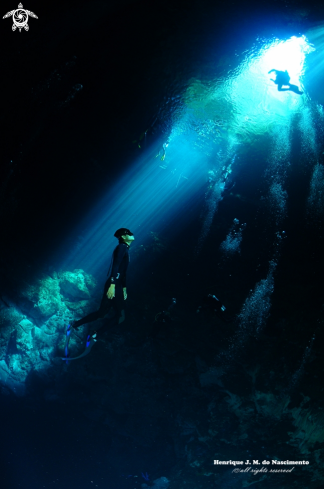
156, 139, 170, 163
268, 69, 303, 95
62, 228, 134, 361
197, 294, 233, 323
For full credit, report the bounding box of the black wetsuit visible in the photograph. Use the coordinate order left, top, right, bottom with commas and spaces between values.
269, 69, 303, 95
73, 242, 130, 328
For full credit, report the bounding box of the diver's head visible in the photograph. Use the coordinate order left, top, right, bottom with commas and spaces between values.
121, 234, 135, 245
114, 228, 135, 245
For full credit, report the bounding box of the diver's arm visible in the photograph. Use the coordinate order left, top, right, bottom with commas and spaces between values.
268, 69, 276, 74
107, 283, 115, 299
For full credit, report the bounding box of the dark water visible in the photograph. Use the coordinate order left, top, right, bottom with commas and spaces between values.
1, 1, 324, 488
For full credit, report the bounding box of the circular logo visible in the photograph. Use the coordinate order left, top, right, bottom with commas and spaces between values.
13, 8, 28, 29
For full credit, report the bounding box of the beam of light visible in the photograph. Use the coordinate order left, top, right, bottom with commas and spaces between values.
56, 35, 316, 275
261, 36, 311, 83
304, 23, 324, 79
57, 135, 209, 276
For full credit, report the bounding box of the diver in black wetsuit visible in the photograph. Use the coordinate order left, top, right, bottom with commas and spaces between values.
197, 294, 233, 323
268, 69, 303, 95
71, 228, 134, 333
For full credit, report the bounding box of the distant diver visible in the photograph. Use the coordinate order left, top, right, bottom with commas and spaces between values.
268, 69, 303, 95
156, 139, 170, 162
62, 228, 134, 361
197, 294, 233, 323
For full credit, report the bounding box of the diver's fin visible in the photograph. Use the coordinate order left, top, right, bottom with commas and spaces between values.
62, 324, 73, 363
288, 84, 303, 95
61, 333, 97, 361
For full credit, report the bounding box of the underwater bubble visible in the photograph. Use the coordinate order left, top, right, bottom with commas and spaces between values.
268, 182, 288, 226
307, 163, 324, 224
220, 218, 245, 257
298, 106, 317, 158
288, 335, 316, 392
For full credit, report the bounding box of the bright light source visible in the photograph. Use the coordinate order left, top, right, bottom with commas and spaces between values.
304, 23, 324, 78
261, 35, 313, 83
182, 35, 315, 143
